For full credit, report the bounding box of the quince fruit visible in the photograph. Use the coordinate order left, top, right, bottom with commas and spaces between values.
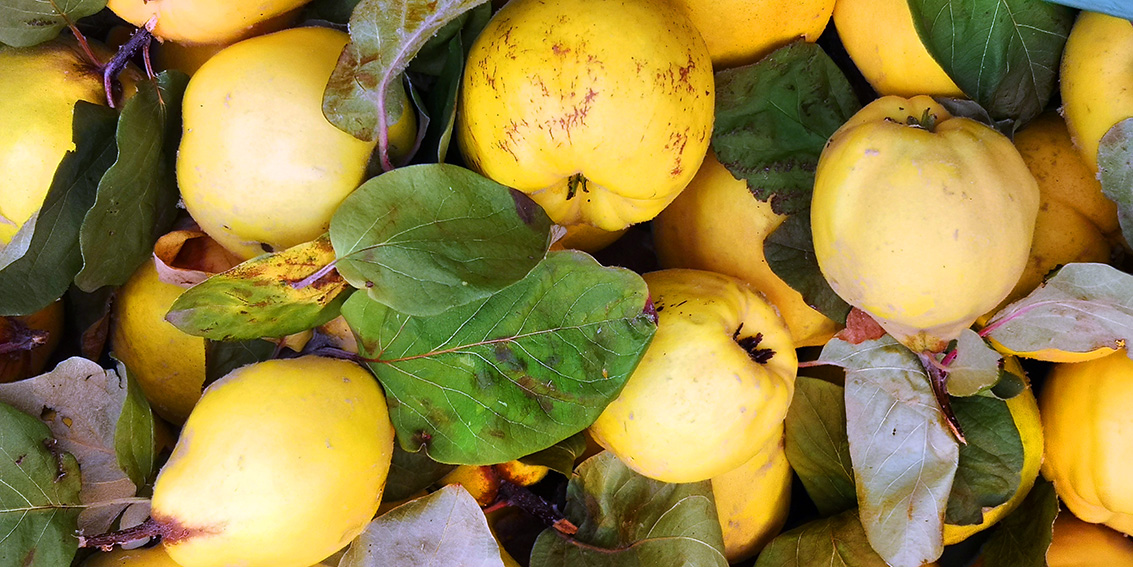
1046, 513, 1133, 567
151, 356, 394, 567
107, 0, 309, 45
589, 269, 796, 483
653, 149, 838, 347
711, 426, 792, 562
456, 0, 714, 232
177, 26, 416, 259
669, 0, 835, 68
1060, 11, 1133, 173
812, 95, 1039, 352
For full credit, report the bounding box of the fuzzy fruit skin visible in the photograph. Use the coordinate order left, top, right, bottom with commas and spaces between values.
178, 27, 415, 260
669, 0, 834, 68
457, 0, 714, 232
1060, 12, 1133, 173
711, 426, 792, 563
1041, 350, 1133, 536
107, 0, 311, 45
152, 356, 394, 567
1046, 513, 1133, 567
653, 150, 837, 347
589, 269, 797, 483
111, 259, 206, 424
833, 0, 963, 98
811, 95, 1039, 352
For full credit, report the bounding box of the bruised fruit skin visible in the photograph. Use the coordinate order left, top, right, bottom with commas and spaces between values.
177, 27, 415, 260
653, 149, 837, 347
1060, 11, 1133, 173
151, 356, 394, 567
107, 0, 311, 45
589, 269, 797, 483
669, 0, 834, 68
111, 259, 206, 424
440, 460, 550, 507
0, 300, 63, 383
811, 95, 1039, 352
457, 0, 714, 232
711, 427, 792, 563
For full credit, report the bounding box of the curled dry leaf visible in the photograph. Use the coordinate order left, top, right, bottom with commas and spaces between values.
152, 227, 243, 288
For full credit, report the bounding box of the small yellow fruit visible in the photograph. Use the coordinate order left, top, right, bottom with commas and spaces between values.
653, 149, 837, 347
589, 269, 796, 483
151, 356, 394, 567
832, 0, 963, 98
1046, 513, 1133, 567
811, 95, 1039, 352
711, 428, 792, 563
111, 258, 206, 424
150, 10, 300, 77
107, 0, 311, 45
669, 0, 835, 68
1041, 350, 1133, 536
457, 0, 714, 232
178, 26, 415, 259
1060, 11, 1133, 173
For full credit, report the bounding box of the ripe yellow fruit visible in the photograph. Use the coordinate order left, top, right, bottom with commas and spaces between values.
111, 259, 206, 424
107, 0, 311, 45
82, 543, 335, 566
1060, 11, 1133, 173
178, 26, 415, 259
711, 428, 792, 563
150, 10, 300, 77
653, 149, 837, 347
1041, 350, 1133, 536
0, 38, 138, 245
833, 0, 963, 97
669, 0, 835, 68
457, 0, 714, 232
589, 269, 797, 483
151, 356, 394, 567
1046, 513, 1133, 567
811, 95, 1039, 352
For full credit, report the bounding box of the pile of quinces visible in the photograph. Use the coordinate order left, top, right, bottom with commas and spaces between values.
1, 0, 1132, 566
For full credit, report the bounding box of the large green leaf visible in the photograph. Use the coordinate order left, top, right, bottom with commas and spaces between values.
530, 452, 727, 567
0, 401, 81, 567
819, 337, 959, 567
1099, 118, 1133, 250
331, 164, 552, 316
343, 251, 656, 465
754, 510, 890, 567
946, 395, 1023, 526
0, 0, 105, 47
983, 263, 1133, 359
908, 0, 1074, 125
76, 71, 187, 292
783, 374, 856, 517
0, 102, 117, 316
977, 479, 1058, 567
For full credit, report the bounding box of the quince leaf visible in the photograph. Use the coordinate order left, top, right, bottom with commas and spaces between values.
203, 339, 277, 386
1038, 0, 1132, 19
977, 478, 1057, 567
330, 164, 552, 317
983, 263, 1133, 359
1099, 118, 1133, 250
519, 433, 588, 476
113, 362, 157, 491
166, 235, 351, 341
323, 0, 489, 168
783, 374, 856, 517
907, 0, 1074, 125
530, 452, 727, 567
945, 329, 1003, 397
0, 102, 117, 316
76, 71, 187, 292
764, 213, 851, 324
818, 336, 958, 567
946, 395, 1023, 526
340, 485, 506, 567
0, 401, 81, 567
0, 0, 104, 47
753, 509, 890, 567
383, 443, 456, 502
342, 250, 656, 465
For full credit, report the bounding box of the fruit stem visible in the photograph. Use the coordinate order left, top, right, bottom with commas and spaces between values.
77, 517, 163, 551
497, 480, 578, 536
0, 318, 48, 355
48, 0, 101, 67
917, 352, 967, 445
102, 20, 155, 109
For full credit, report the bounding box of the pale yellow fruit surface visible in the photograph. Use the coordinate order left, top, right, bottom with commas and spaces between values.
942, 357, 1043, 544
152, 356, 394, 567
833, 0, 963, 97
811, 95, 1039, 352
82, 545, 183, 567
107, 0, 311, 44
670, 0, 834, 68
178, 27, 414, 259
711, 428, 792, 563
457, 0, 714, 232
1060, 11, 1133, 173
111, 258, 206, 424
1041, 350, 1133, 536
589, 269, 797, 483
549, 222, 627, 253
151, 10, 300, 77
653, 149, 837, 347
1046, 513, 1133, 567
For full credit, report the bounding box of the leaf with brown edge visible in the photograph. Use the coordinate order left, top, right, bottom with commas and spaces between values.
166, 234, 351, 341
